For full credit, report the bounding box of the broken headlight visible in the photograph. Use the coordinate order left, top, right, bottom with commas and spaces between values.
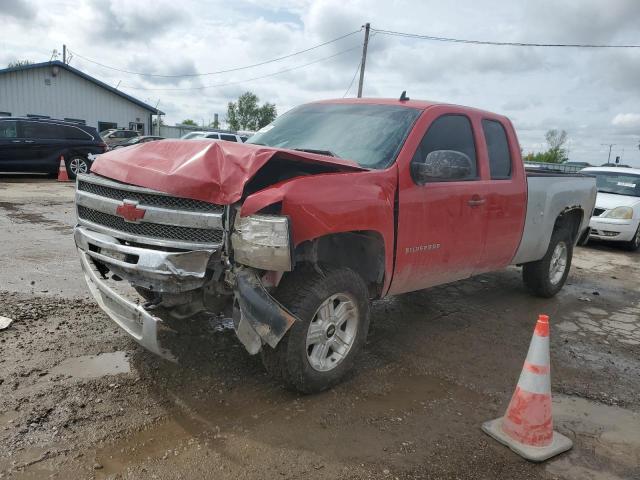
231, 214, 292, 271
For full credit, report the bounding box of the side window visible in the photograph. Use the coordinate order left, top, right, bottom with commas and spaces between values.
482, 120, 512, 179
206, 133, 220, 139
411, 114, 477, 183
0, 120, 18, 138
125, 131, 137, 138
63, 126, 92, 140
220, 134, 237, 142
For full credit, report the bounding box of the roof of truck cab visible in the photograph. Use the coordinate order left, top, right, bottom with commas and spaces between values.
313, 97, 507, 118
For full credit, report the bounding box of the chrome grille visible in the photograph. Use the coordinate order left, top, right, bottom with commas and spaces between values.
593, 207, 606, 217
77, 179, 223, 213
78, 206, 223, 244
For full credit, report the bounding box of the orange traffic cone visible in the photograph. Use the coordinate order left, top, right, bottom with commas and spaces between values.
57, 156, 70, 182
482, 314, 572, 462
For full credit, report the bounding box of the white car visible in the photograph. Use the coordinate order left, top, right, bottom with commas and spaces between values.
180, 131, 247, 142
582, 166, 640, 250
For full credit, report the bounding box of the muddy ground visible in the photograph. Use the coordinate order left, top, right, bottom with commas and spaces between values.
1, 178, 639, 480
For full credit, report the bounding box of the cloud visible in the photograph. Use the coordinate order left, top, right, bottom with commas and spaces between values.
0, 0, 35, 20
612, 113, 640, 129
87, 0, 188, 42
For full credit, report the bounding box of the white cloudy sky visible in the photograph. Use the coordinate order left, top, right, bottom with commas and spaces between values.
2, 0, 640, 166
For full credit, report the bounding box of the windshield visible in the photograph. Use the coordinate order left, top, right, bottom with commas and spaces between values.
247, 103, 421, 169
181, 132, 206, 140
588, 171, 640, 197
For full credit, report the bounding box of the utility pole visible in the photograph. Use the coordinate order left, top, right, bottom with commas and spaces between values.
63, 44, 66, 64
601, 143, 615, 163
357, 23, 370, 98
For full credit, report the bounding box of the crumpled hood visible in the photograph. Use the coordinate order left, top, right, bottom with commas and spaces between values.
91, 140, 365, 205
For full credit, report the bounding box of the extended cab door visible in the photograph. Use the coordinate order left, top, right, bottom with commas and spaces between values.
474, 117, 526, 272
389, 107, 490, 295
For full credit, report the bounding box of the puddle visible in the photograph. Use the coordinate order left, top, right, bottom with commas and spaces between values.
49, 351, 131, 379
546, 395, 640, 479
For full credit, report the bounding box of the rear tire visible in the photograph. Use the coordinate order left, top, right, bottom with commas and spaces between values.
523, 227, 573, 298
261, 266, 370, 394
66, 155, 90, 180
623, 224, 640, 251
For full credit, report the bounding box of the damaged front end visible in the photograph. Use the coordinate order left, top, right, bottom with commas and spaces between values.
74, 173, 299, 360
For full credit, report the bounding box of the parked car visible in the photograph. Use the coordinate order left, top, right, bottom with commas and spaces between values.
101, 129, 140, 147
0, 117, 107, 179
582, 166, 640, 250
110, 136, 165, 150
74, 98, 596, 393
180, 130, 246, 142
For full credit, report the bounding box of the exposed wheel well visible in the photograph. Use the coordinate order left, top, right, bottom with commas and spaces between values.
293, 231, 385, 298
554, 208, 583, 244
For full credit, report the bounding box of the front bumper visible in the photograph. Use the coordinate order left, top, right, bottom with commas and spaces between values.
589, 217, 639, 242
77, 247, 173, 359
75, 225, 298, 357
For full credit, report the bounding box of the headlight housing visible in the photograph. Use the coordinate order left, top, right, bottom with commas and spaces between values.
231, 214, 292, 271
602, 206, 633, 220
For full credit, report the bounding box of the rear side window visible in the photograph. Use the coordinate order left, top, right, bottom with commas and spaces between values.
205, 133, 220, 139
0, 120, 18, 138
482, 120, 512, 179
63, 126, 92, 140
220, 134, 237, 142
412, 114, 478, 181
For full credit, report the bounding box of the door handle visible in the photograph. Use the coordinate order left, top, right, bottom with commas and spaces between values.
24, 140, 35, 143
467, 195, 486, 207
11, 140, 22, 143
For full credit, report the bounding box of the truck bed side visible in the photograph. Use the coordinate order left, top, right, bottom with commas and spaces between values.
511, 172, 596, 265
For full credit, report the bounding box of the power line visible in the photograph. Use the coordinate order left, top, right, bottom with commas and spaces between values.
343, 57, 362, 97
67, 29, 361, 78
371, 28, 640, 48
121, 46, 361, 91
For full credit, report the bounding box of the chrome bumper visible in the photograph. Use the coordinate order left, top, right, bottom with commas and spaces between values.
77, 247, 173, 359
74, 226, 215, 293
75, 225, 218, 358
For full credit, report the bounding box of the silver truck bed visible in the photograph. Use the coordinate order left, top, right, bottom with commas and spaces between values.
511, 172, 596, 265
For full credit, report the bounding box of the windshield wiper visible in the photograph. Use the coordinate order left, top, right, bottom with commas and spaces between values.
293, 148, 340, 158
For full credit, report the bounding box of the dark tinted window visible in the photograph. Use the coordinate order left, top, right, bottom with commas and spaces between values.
220, 134, 237, 142
22, 121, 65, 139
0, 120, 18, 138
482, 120, 511, 179
125, 131, 138, 138
412, 115, 477, 180
63, 125, 92, 140
205, 133, 220, 139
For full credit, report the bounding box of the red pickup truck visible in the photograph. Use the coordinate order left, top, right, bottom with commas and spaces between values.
74, 98, 596, 393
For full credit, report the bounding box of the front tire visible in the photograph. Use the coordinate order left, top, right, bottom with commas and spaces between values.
261, 266, 370, 394
66, 155, 90, 180
624, 224, 640, 251
523, 227, 573, 298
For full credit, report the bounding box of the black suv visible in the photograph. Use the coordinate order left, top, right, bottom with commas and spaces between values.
0, 117, 108, 179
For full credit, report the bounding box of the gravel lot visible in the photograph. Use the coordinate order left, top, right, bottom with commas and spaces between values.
1, 178, 639, 480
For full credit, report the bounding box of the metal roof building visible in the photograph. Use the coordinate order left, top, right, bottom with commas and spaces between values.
0, 61, 161, 135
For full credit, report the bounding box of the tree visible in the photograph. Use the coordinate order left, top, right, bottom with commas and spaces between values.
180, 119, 197, 126
525, 129, 569, 164
8, 59, 32, 68
227, 92, 277, 131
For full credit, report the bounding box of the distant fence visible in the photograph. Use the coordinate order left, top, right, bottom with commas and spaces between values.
523, 161, 585, 174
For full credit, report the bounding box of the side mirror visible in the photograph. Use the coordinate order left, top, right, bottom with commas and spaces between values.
412, 150, 473, 183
